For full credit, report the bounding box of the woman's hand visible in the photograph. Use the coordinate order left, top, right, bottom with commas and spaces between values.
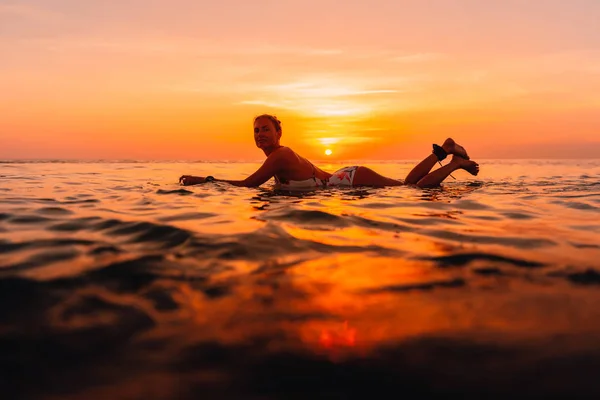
179, 175, 205, 186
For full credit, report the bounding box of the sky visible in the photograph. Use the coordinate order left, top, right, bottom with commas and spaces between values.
1, 0, 599, 160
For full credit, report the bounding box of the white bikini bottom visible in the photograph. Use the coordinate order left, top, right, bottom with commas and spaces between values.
276, 166, 359, 190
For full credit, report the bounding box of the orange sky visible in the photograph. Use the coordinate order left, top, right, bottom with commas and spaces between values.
1, 0, 599, 160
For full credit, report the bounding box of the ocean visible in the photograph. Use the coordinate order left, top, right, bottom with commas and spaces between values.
1, 159, 600, 399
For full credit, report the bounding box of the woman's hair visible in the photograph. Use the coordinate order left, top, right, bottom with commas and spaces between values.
254, 114, 282, 132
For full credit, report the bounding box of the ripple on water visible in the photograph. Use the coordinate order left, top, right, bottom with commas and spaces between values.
472, 267, 505, 276
157, 212, 217, 222
256, 209, 350, 229
179, 223, 401, 261
355, 202, 399, 209
569, 225, 600, 233
502, 212, 536, 220
2, 249, 81, 271
566, 269, 600, 285
47, 221, 90, 232
453, 199, 493, 210
424, 252, 546, 269
552, 200, 598, 211
421, 229, 556, 249
348, 215, 415, 232
0, 238, 95, 255
8, 215, 54, 224
106, 221, 192, 248
361, 278, 466, 294
156, 189, 194, 195
88, 245, 123, 256
468, 215, 502, 221
36, 207, 74, 215
569, 242, 600, 249
63, 198, 100, 205
389, 215, 461, 227
90, 218, 126, 231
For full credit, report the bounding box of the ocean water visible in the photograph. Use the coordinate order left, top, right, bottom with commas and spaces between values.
1, 159, 600, 399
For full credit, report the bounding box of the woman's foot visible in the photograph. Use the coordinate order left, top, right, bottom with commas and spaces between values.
451, 155, 479, 175
442, 138, 470, 160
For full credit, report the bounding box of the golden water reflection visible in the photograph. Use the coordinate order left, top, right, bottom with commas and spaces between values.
159, 253, 600, 362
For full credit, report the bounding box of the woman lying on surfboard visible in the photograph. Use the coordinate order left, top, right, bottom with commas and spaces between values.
179, 114, 479, 189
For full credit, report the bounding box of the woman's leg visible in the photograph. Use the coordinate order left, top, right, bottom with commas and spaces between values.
405, 138, 472, 184
351, 158, 478, 188
416, 156, 479, 188
404, 153, 439, 184
352, 166, 404, 187
351, 138, 477, 188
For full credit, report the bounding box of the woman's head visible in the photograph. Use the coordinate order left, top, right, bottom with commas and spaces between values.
253, 114, 282, 150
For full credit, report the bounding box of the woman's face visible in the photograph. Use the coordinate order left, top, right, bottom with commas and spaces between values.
253, 117, 281, 149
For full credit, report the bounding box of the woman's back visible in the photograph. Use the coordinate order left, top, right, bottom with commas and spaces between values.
274, 147, 332, 183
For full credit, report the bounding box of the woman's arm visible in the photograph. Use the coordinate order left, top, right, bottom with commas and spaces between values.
179, 175, 206, 185
179, 153, 283, 187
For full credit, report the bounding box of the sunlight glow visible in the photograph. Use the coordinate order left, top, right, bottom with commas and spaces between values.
314, 106, 368, 117
318, 138, 341, 146
2, 1, 599, 160
325, 149, 332, 156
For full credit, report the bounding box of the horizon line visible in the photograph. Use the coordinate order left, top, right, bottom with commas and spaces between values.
2, 157, 600, 164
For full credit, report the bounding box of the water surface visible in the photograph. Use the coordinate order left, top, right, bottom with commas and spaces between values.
1, 160, 600, 399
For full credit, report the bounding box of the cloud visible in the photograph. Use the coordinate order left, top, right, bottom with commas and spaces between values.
391, 53, 444, 63
265, 82, 400, 98
237, 98, 373, 117
231, 78, 406, 117
237, 100, 294, 108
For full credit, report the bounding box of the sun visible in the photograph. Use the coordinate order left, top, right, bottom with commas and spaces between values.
325, 149, 332, 156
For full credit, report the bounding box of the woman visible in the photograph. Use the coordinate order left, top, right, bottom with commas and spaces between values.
179, 114, 479, 189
